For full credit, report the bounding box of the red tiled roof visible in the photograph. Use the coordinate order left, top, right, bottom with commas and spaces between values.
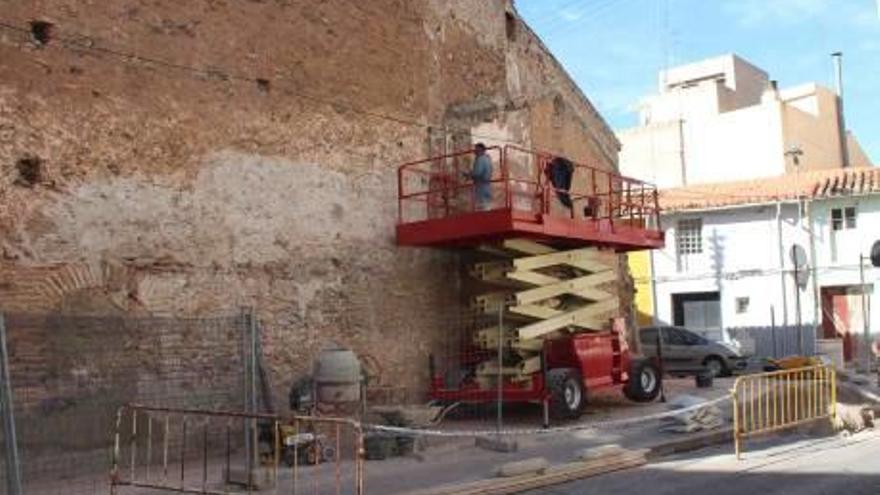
659, 167, 880, 212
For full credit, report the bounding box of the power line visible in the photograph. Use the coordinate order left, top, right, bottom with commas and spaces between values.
0, 19, 571, 158
521, 0, 598, 28
538, 0, 629, 39
632, 262, 876, 285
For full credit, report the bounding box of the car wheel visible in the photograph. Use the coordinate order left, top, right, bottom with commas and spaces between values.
704, 356, 728, 377
548, 368, 586, 419
624, 359, 662, 402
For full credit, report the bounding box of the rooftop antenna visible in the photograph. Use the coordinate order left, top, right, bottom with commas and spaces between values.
785, 145, 804, 167
831, 52, 850, 168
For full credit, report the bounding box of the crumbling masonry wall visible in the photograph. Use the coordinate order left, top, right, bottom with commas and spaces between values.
0, 0, 622, 408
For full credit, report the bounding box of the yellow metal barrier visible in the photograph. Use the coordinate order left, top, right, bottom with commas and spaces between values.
731, 365, 836, 459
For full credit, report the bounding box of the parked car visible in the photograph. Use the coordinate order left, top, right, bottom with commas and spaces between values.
639, 326, 748, 377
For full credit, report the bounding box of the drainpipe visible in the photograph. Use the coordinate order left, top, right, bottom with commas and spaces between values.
806, 198, 820, 337
777, 202, 789, 326
650, 249, 660, 326
677, 119, 688, 186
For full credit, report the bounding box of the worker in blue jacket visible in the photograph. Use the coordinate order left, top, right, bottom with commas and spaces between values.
464, 143, 493, 211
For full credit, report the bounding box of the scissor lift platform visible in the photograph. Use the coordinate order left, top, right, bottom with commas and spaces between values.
395, 145, 666, 421
396, 145, 664, 251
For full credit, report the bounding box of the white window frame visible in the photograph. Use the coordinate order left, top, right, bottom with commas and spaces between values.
675, 218, 703, 271
735, 297, 750, 314
676, 218, 703, 254
831, 206, 857, 231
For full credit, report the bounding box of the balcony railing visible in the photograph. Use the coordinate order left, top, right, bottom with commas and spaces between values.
397, 145, 661, 232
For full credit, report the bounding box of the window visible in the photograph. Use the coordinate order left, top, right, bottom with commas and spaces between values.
831, 207, 856, 231
675, 328, 707, 346
676, 219, 703, 254
672, 291, 721, 333
662, 328, 685, 345
735, 297, 750, 314
639, 327, 658, 345
664, 328, 697, 345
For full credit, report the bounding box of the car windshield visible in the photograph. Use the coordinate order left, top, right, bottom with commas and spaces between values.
674, 328, 707, 345
639, 327, 658, 344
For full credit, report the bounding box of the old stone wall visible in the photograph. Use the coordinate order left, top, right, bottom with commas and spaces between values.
0, 0, 621, 407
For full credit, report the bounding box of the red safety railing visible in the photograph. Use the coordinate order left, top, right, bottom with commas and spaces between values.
397, 145, 661, 231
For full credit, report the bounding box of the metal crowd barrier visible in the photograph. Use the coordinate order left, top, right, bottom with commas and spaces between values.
731, 365, 837, 459
110, 404, 365, 494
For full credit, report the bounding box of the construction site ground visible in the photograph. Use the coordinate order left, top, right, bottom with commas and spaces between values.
38, 369, 880, 495
25, 377, 732, 495
359, 377, 734, 495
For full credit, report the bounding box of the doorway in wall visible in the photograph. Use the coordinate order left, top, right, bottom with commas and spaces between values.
821, 285, 872, 362
672, 291, 722, 340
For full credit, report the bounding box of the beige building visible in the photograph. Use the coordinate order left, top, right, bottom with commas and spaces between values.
618, 54, 873, 188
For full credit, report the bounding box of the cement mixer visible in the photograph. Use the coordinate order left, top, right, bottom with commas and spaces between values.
288, 345, 366, 415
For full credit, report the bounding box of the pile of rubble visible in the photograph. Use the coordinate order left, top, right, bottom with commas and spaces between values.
659, 395, 725, 433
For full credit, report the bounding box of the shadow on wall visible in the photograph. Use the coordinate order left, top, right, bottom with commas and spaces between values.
709, 228, 725, 292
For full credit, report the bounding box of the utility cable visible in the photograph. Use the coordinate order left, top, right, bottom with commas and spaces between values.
0, 18, 609, 162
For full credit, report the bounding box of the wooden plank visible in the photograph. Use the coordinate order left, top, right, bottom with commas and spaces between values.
401, 451, 647, 495
517, 299, 619, 341
514, 271, 617, 305
502, 239, 556, 255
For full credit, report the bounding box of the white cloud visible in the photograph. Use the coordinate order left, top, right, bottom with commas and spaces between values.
723, 0, 831, 26
861, 39, 880, 52
850, 6, 880, 28
559, 8, 583, 22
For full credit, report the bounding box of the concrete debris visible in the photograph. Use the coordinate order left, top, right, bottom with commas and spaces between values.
476, 435, 519, 453
832, 403, 875, 433
370, 405, 444, 428
659, 394, 725, 433
493, 457, 549, 478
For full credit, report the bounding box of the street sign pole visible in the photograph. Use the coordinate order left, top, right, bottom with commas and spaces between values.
859, 254, 870, 373
790, 245, 808, 356
794, 261, 803, 355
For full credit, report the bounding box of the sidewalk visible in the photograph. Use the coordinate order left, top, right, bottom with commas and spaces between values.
360, 377, 734, 494
33, 378, 735, 495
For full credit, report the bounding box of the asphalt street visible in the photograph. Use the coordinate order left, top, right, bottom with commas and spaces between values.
526, 430, 880, 495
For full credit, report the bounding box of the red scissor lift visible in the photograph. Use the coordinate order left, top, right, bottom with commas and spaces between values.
397, 145, 665, 421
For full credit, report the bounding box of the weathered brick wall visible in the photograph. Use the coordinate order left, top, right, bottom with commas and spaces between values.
0, 0, 622, 407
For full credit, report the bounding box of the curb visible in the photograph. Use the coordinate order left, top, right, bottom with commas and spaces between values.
399, 431, 733, 495
646, 427, 733, 460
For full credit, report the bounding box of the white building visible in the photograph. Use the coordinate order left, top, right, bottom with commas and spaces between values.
637, 167, 880, 363
618, 54, 873, 188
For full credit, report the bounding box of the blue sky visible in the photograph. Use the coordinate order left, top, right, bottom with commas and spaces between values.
517, 0, 879, 163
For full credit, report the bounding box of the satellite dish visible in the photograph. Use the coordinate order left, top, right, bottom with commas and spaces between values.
871, 240, 880, 268
790, 244, 807, 268
790, 244, 809, 289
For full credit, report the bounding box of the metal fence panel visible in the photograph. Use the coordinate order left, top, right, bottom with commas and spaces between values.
110, 405, 365, 495
731, 365, 836, 458
0, 312, 251, 495
1, 314, 23, 495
